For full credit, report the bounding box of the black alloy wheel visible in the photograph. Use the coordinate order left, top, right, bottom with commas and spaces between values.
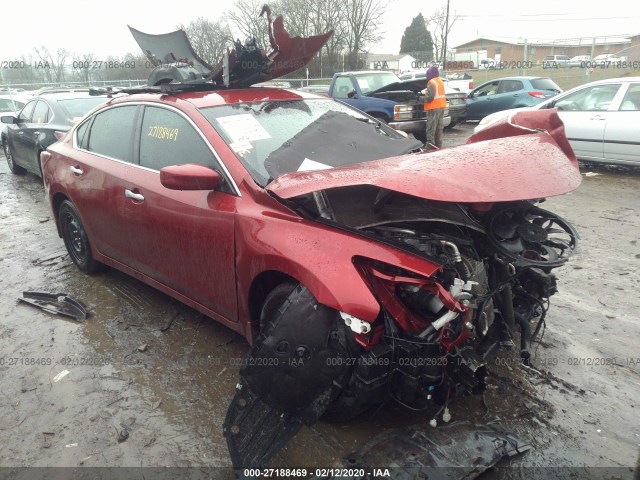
58, 200, 102, 273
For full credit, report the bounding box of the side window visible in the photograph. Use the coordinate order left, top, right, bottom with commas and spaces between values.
333, 77, 355, 99
555, 84, 620, 112
76, 119, 91, 149
19, 101, 37, 122
497, 80, 523, 94
86, 106, 138, 162
474, 81, 499, 97
32, 101, 51, 124
0, 99, 13, 111
619, 84, 640, 111
139, 106, 215, 171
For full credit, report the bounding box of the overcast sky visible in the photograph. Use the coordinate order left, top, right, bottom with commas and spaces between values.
2, 0, 639, 60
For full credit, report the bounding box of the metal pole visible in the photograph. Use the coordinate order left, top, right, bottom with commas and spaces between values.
522, 38, 528, 76
443, 0, 450, 71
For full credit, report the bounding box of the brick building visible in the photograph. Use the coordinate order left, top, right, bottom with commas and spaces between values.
452, 36, 634, 65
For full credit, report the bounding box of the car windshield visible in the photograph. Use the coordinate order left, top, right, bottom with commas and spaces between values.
200, 98, 421, 187
353, 72, 401, 94
531, 78, 562, 92
57, 97, 106, 122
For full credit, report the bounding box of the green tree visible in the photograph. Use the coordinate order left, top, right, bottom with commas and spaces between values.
399, 14, 433, 62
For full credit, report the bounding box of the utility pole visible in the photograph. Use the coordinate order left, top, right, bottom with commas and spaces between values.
442, 0, 450, 71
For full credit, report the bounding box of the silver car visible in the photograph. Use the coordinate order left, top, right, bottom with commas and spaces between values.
474, 77, 640, 166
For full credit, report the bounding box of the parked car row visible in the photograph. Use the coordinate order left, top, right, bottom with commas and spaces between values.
1, 91, 106, 176
473, 77, 640, 166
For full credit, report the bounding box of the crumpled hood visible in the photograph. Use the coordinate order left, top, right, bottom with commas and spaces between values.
267, 109, 581, 203
369, 78, 427, 95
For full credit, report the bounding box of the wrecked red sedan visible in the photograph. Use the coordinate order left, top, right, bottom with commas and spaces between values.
42, 86, 580, 466
41, 9, 580, 470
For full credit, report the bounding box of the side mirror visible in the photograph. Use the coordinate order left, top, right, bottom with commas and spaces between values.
347, 89, 357, 99
1, 115, 18, 124
160, 164, 221, 191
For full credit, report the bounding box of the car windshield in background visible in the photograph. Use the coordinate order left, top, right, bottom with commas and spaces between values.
200, 99, 421, 186
57, 97, 106, 121
355, 72, 401, 94
0, 98, 26, 112
530, 78, 562, 92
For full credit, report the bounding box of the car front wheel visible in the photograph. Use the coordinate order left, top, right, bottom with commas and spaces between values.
58, 200, 103, 273
3, 141, 26, 174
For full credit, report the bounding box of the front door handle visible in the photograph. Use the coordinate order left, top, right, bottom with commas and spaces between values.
125, 189, 145, 202
589, 115, 606, 121
69, 166, 83, 175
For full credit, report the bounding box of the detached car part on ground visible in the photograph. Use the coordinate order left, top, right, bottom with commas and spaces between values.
41, 9, 580, 470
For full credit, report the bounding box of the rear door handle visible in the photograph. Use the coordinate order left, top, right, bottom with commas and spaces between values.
125, 189, 144, 202
589, 115, 606, 121
69, 166, 83, 175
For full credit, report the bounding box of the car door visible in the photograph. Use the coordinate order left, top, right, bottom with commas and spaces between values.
553, 83, 622, 161
7, 100, 37, 166
466, 81, 500, 119
603, 82, 640, 165
68, 105, 142, 264
122, 105, 238, 323
493, 79, 525, 111
19, 100, 52, 174
332, 75, 361, 108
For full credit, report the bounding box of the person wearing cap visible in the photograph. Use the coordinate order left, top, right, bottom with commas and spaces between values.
423, 65, 446, 148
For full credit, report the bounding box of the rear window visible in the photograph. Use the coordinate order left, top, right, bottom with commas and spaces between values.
530, 78, 561, 92
57, 98, 106, 122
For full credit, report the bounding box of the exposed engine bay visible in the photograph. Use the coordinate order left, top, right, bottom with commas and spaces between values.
225, 184, 578, 468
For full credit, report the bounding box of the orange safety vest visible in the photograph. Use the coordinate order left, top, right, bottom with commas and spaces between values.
424, 77, 446, 110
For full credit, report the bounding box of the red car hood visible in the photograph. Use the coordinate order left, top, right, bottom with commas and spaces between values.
267, 109, 581, 203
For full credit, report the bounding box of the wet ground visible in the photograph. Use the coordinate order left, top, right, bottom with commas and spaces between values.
0, 124, 639, 479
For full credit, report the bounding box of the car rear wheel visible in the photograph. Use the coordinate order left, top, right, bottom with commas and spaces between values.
3, 141, 26, 174
58, 200, 103, 274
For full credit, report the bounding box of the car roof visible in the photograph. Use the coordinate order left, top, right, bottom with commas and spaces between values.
36, 92, 98, 101
105, 87, 324, 109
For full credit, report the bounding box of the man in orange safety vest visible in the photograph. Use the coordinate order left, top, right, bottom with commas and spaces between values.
423, 65, 446, 148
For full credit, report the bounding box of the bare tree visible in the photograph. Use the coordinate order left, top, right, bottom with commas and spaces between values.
226, 0, 273, 49
34, 47, 69, 83
427, 6, 458, 63
2, 55, 44, 84
179, 17, 234, 66
72, 53, 94, 84
342, 0, 387, 69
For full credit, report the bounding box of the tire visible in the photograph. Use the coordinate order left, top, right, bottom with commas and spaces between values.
58, 200, 103, 273
244, 282, 359, 422
413, 131, 427, 143
445, 120, 458, 130
3, 141, 26, 175
259, 281, 298, 331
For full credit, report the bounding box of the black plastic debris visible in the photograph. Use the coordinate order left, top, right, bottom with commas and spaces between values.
336, 421, 532, 480
18, 291, 89, 322
223, 382, 303, 469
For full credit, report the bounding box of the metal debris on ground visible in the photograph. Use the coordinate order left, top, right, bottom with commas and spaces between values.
340, 421, 532, 480
18, 291, 89, 321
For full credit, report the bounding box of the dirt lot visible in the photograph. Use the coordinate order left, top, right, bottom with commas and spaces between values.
0, 124, 639, 479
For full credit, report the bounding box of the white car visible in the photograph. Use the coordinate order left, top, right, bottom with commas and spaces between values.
0, 93, 31, 149
473, 77, 640, 166
593, 54, 623, 67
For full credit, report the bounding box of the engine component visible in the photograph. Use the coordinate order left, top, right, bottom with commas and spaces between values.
487, 203, 578, 268
446, 345, 488, 394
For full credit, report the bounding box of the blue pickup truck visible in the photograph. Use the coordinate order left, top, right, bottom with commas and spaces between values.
327, 71, 451, 142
